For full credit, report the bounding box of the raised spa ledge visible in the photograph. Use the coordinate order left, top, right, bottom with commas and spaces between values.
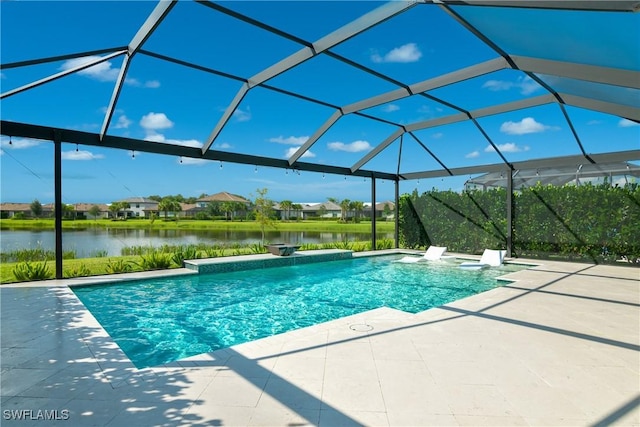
184, 249, 353, 274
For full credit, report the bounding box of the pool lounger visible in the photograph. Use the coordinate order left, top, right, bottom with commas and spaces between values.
459, 249, 506, 269
395, 246, 452, 263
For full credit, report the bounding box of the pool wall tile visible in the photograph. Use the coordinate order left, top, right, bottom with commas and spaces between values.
184, 249, 353, 274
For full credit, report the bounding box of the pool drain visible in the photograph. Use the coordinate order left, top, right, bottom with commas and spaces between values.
349, 323, 373, 332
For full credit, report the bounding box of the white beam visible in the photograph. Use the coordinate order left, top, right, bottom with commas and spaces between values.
405, 113, 468, 132
470, 94, 556, 119
288, 110, 343, 165
513, 56, 640, 90
437, 1, 640, 12
409, 57, 508, 93
351, 128, 404, 173
560, 93, 640, 121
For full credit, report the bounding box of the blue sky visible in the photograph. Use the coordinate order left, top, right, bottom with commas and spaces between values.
1, 1, 638, 205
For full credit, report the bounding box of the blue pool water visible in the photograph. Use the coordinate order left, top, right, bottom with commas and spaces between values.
72, 255, 525, 368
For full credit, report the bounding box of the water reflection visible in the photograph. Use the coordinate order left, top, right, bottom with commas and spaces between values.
1, 228, 394, 258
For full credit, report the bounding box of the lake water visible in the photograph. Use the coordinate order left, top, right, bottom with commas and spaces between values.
0, 228, 394, 258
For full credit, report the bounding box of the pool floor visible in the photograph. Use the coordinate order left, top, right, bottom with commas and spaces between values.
72, 255, 526, 368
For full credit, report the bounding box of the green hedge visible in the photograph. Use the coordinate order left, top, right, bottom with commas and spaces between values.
399, 183, 640, 264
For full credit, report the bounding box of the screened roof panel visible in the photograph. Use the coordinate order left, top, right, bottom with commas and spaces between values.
536, 74, 640, 109
0, 2, 151, 62
1, 57, 124, 130
426, 69, 547, 112
218, 1, 382, 42
360, 94, 460, 124
398, 134, 450, 175
331, 4, 498, 84
452, 5, 640, 71
309, 114, 399, 169
141, 1, 303, 78
410, 120, 508, 170
114, 55, 245, 145
266, 54, 400, 106
211, 86, 336, 159
564, 106, 640, 155
474, 103, 584, 162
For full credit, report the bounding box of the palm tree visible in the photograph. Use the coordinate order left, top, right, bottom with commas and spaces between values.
339, 199, 351, 222
279, 200, 293, 220
219, 201, 234, 221
292, 203, 303, 220
108, 202, 121, 219
351, 200, 364, 222
158, 198, 180, 220
118, 202, 130, 219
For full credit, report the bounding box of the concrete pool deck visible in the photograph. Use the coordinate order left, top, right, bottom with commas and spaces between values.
1, 251, 639, 426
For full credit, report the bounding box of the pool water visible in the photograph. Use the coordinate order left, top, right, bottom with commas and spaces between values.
72, 255, 525, 368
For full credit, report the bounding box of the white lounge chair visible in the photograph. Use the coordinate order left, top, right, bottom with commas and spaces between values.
395, 246, 449, 263
459, 249, 506, 269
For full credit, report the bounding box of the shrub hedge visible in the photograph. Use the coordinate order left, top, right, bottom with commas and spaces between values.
399, 183, 640, 264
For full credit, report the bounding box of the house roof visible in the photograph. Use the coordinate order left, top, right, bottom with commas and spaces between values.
117, 197, 159, 204
73, 203, 109, 211
0, 203, 32, 211
197, 192, 250, 203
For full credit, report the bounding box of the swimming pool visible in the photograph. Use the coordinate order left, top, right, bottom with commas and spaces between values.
72, 255, 526, 368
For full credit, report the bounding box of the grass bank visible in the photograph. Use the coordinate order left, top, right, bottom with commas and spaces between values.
0, 218, 395, 233
0, 239, 396, 284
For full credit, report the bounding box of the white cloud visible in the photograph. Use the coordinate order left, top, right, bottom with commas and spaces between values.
327, 140, 372, 153
61, 150, 104, 161
619, 118, 639, 127
59, 56, 159, 88
484, 142, 530, 153
125, 77, 161, 88
60, 56, 120, 82
285, 146, 315, 158
114, 115, 132, 129
500, 117, 551, 135
269, 135, 309, 145
215, 142, 233, 149
0, 136, 41, 150
144, 132, 203, 148
381, 104, 400, 113
482, 80, 513, 91
140, 112, 174, 131
431, 132, 443, 139
482, 76, 540, 95
466, 151, 480, 158
233, 107, 251, 122
371, 43, 422, 64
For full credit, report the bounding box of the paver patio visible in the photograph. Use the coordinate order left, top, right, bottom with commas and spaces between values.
1, 254, 638, 426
